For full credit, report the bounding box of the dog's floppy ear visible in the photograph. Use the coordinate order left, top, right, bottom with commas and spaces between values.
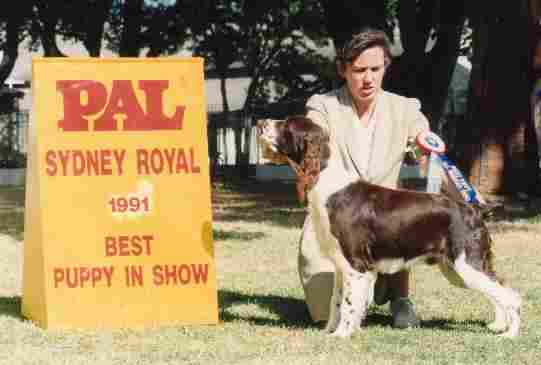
284, 116, 328, 203
285, 115, 327, 161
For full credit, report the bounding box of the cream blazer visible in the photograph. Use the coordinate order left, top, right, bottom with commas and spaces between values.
305, 86, 429, 188
299, 86, 430, 322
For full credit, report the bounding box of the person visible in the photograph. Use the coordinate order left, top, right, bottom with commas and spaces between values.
300, 27, 430, 328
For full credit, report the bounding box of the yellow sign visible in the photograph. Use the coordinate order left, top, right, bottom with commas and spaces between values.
23, 58, 218, 329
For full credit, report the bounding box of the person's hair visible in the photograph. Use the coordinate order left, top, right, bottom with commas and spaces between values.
336, 27, 393, 69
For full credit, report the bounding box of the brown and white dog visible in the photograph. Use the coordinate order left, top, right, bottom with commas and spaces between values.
257, 116, 521, 338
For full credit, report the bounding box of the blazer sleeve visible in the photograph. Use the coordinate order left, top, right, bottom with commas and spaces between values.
405, 97, 430, 138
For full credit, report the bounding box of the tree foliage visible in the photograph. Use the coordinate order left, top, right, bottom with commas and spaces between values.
191, 0, 331, 113
190, 0, 332, 164
457, 0, 537, 193
0, 0, 537, 191
0, 0, 331, 111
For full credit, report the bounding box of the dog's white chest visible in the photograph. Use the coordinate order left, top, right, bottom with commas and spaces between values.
374, 256, 428, 274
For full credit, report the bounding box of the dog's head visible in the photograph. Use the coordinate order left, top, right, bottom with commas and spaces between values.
257, 116, 330, 203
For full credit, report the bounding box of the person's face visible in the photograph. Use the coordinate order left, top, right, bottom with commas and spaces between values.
339, 46, 386, 108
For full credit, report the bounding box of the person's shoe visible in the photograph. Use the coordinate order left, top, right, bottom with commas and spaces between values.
373, 276, 392, 305
390, 297, 420, 329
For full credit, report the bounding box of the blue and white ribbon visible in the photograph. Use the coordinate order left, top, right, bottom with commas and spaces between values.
437, 154, 483, 205
416, 131, 483, 205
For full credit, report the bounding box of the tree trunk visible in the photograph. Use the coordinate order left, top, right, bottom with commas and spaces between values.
421, 1, 467, 126
321, 0, 387, 52
322, 1, 465, 132
83, 0, 113, 57
119, 0, 143, 57
0, 6, 27, 84
219, 75, 230, 114
35, 2, 66, 57
457, 0, 536, 194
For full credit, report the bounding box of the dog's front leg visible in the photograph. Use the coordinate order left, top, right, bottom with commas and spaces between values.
325, 269, 343, 333
330, 269, 375, 338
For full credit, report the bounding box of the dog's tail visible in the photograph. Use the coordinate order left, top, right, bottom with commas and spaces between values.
450, 204, 506, 286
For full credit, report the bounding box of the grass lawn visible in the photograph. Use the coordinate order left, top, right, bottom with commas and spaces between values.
1, 181, 541, 364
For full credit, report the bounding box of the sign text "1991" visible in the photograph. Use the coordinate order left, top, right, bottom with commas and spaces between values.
108, 195, 151, 214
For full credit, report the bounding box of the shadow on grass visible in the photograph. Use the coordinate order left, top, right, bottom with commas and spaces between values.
214, 204, 306, 228
0, 211, 25, 242
212, 180, 307, 229
213, 229, 265, 242
365, 309, 489, 333
366, 307, 488, 333
484, 198, 541, 224
219, 290, 313, 329
0, 296, 23, 319
219, 290, 490, 335
419, 318, 488, 333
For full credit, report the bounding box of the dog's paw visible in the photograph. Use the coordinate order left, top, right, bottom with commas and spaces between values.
495, 309, 520, 338
487, 320, 507, 333
324, 321, 338, 334
496, 328, 519, 339
329, 328, 353, 338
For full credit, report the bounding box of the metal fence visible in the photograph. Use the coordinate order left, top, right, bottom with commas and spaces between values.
206, 110, 461, 169
0, 108, 460, 172
207, 110, 261, 166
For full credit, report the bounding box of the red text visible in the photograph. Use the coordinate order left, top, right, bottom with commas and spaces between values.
57, 80, 185, 131
105, 235, 154, 257
53, 266, 114, 288
136, 147, 200, 175
45, 149, 126, 176
152, 264, 209, 286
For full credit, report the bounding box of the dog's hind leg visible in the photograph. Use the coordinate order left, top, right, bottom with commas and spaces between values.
439, 261, 507, 333
486, 295, 509, 333
451, 252, 521, 338
329, 263, 376, 338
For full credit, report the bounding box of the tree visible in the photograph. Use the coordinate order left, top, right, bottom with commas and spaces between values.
33, 0, 66, 57
322, 0, 467, 130
190, 0, 242, 114
118, 0, 144, 56
63, 0, 113, 57
192, 0, 331, 167
239, 0, 331, 111
457, 0, 537, 194
0, 1, 31, 84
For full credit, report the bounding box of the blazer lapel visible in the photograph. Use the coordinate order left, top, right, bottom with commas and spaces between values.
367, 92, 392, 182
339, 88, 365, 178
